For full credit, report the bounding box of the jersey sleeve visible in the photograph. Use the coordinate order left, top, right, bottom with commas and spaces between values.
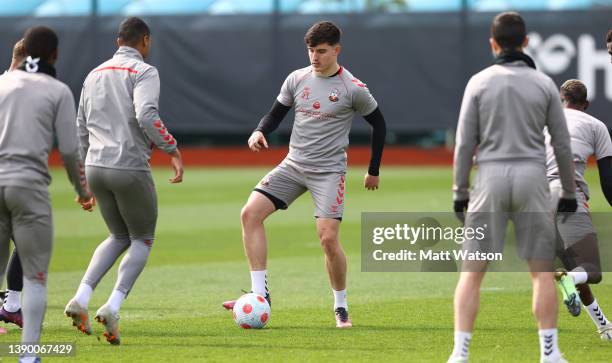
76, 85, 89, 161
54, 85, 90, 199
593, 121, 612, 160
276, 71, 296, 107
133, 66, 178, 154
545, 78, 575, 199
453, 76, 479, 201
352, 80, 378, 116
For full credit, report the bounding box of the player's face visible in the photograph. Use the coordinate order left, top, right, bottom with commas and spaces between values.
308, 43, 340, 73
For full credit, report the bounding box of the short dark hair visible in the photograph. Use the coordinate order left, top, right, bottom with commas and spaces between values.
117, 17, 150, 46
491, 12, 526, 50
606, 29, 612, 43
22, 26, 58, 61
560, 79, 588, 106
304, 21, 341, 47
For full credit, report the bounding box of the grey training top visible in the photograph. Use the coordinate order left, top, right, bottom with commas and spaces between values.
546, 108, 612, 199
0, 69, 89, 198
277, 66, 378, 172
453, 60, 575, 201
78, 46, 177, 171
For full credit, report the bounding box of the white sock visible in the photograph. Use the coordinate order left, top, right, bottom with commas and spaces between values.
568, 269, 588, 285
585, 299, 609, 328
333, 289, 348, 310
74, 283, 93, 309
539, 328, 561, 362
106, 289, 126, 313
250, 270, 268, 296
450, 331, 472, 359
3, 290, 21, 312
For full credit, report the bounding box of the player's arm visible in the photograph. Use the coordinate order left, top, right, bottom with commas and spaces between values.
545, 80, 576, 211
593, 122, 612, 206
133, 66, 183, 183
249, 100, 291, 152
363, 107, 386, 190
453, 78, 479, 219
54, 86, 93, 210
76, 86, 89, 161
597, 156, 612, 206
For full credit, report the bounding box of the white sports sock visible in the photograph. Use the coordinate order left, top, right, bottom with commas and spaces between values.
585, 299, 609, 328
107, 289, 126, 313
250, 270, 268, 296
333, 289, 348, 310
74, 283, 93, 309
3, 290, 21, 312
568, 269, 588, 285
450, 331, 472, 360
539, 328, 561, 362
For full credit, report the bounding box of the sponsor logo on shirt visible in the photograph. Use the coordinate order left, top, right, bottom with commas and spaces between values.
313, 101, 321, 109
296, 107, 338, 121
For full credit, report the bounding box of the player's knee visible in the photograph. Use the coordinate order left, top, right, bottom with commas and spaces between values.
589, 271, 602, 284
241, 204, 264, 225
319, 234, 339, 254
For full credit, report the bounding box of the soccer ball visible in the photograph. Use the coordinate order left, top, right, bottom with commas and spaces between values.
232, 293, 270, 329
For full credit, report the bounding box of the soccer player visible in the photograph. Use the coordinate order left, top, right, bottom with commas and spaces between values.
64, 17, 183, 345
607, 30, 612, 63
546, 79, 612, 340
222, 21, 386, 328
449, 12, 576, 363
0, 38, 26, 329
0, 26, 93, 363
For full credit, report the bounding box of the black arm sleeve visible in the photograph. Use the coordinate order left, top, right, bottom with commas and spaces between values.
254, 100, 291, 135
363, 107, 387, 176
597, 156, 612, 206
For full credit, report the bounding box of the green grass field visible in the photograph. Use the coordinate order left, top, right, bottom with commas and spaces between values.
0, 166, 610, 362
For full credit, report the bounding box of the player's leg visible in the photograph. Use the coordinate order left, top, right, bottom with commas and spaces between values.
0, 247, 23, 327
448, 269, 486, 363
223, 163, 306, 310
514, 164, 565, 363
241, 191, 277, 293
7, 186, 52, 360
307, 172, 351, 327
556, 215, 611, 340
66, 166, 130, 335
0, 187, 13, 331
528, 261, 565, 363
94, 169, 157, 345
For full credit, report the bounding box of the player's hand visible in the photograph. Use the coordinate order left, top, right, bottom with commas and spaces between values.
248, 131, 268, 152
364, 173, 379, 190
76, 194, 96, 212
169, 149, 183, 184
453, 199, 469, 224
557, 197, 577, 223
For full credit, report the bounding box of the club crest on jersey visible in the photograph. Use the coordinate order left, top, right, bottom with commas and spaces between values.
260, 175, 271, 186
313, 101, 321, 109
301, 87, 310, 100
328, 88, 340, 102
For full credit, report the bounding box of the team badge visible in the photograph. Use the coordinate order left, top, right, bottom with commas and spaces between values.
301, 87, 311, 100
328, 88, 340, 102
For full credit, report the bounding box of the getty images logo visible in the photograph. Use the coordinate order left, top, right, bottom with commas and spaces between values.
526, 32, 612, 101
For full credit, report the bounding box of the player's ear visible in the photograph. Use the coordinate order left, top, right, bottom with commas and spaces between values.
335, 44, 341, 56
116, 38, 121, 48
489, 37, 499, 55
584, 100, 590, 111
522, 36, 529, 49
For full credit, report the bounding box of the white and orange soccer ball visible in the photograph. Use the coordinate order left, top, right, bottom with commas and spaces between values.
232, 293, 271, 329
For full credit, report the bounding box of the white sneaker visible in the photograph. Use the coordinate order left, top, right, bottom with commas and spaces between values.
447, 356, 468, 363
541, 354, 568, 363
598, 322, 612, 341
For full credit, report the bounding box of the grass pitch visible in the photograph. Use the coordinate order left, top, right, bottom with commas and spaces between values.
0, 167, 610, 362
